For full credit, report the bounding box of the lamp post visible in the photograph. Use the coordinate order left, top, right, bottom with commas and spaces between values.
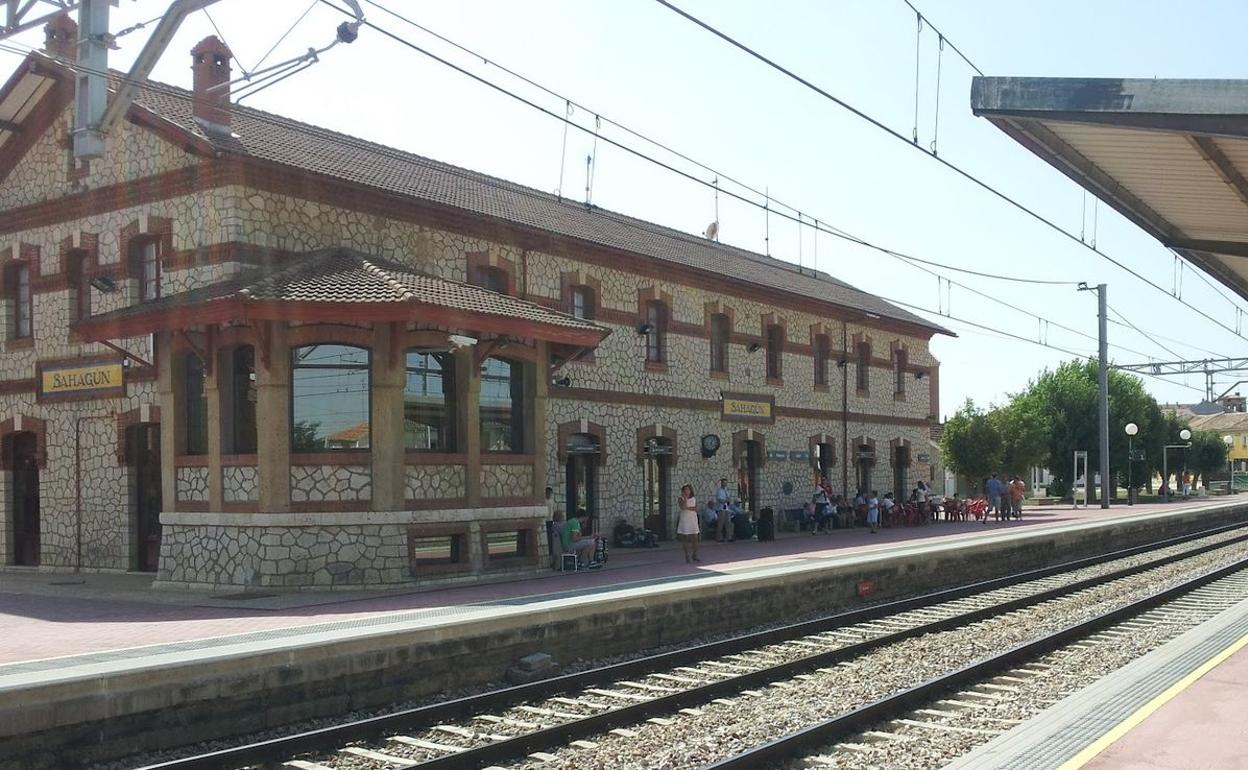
1163, 429, 1192, 503
1125, 422, 1138, 506
1224, 434, 1234, 493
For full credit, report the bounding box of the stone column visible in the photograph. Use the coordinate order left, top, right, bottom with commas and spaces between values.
370, 324, 405, 510
463, 348, 482, 507
256, 322, 290, 512
156, 332, 178, 513
205, 337, 223, 510
532, 341, 548, 499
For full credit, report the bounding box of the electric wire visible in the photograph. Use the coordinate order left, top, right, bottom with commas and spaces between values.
1107, 303, 1182, 360
899, 0, 984, 76
252, 0, 318, 73
0, 21, 1214, 378
650, 0, 1248, 346
352, 0, 1073, 289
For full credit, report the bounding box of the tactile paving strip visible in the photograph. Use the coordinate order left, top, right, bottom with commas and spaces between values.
947, 597, 1248, 770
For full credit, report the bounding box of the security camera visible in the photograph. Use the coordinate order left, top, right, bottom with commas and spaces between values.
447, 334, 478, 349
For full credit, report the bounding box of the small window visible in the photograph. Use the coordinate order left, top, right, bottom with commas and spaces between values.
8, 262, 31, 339
645, 301, 667, 364
470, 265, 509, 294
405, 350, 457, 451
480, 356, 527, 452
291, 344, 371, 452
221, 346, 257, 454
814, 334, 830, 386
69, 250, 91, 321
856, 341, 871, 392
407, 529, 470, 575
485, 529, 532, 562
131, 239, 161, 302
710, 313, 730, 373
182, 352, 208, 455
570, 286, 595, 320
766, 324, 784, 381
895, 349, 908, 396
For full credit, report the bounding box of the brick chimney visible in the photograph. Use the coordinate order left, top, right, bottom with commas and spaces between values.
44, 12, 78, 61
190, 35, 232, 133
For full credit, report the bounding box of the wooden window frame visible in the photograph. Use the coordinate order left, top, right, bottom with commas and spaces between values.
407, 524, 473, 577
709, 312, 730, 377
404, 348, 459, 453
7, 261, 32, 341
814, 334, 830, 389
856, 340, 871, 394
765, 324, 784, 385
644, 300, 667, 367
290, 343, 373, 453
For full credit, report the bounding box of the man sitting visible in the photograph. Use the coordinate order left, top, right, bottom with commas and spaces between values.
561, 511, 597, 567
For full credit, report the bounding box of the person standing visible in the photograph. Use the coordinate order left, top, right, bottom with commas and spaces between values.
677, 483, 701, 563
812, 479, 831, 533
1010, 477, 1026, 519
987, 474, 1004, 521
867, 490, 881, 533
714, 478, 732, 543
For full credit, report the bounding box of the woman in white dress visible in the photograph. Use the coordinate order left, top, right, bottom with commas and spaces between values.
677, 483, 701, 563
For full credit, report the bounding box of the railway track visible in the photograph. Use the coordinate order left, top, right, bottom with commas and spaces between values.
710, 558, 1248, 770
134, 523, 1248, 770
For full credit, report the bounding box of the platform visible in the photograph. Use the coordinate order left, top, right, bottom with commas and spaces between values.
2, 498, 1246, 769
948, 560, 1248, 770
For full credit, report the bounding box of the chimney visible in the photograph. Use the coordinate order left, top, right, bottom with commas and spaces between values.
190, 35, 232, 133
44, 12, 78, 61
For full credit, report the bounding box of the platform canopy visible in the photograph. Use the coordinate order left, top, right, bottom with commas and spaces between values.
972, 77, 1248, 301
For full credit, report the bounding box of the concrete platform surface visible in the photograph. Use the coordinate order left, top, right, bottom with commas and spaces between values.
0, 498, 1236, 671
947, 557, 1248, 770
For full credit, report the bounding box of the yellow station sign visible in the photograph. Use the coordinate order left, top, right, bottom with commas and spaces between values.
39, 361, 125, 400
721, 393, 774, 423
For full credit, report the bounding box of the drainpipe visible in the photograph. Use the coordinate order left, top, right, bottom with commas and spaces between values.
75, 412, 115, 573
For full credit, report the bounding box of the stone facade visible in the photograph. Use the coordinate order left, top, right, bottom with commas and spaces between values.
289, 465, 372, 504
404, 464, 466, 501
0, 54, 941, 589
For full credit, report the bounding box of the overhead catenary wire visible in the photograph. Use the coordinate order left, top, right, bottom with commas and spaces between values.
0, 19, 1219, 377
252, 0, 318, 73
349, 0, 1072, 289
899, 0, 984, 76
650, 0, 1248, 346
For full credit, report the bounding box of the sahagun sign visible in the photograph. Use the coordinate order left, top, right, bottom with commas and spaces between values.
38, 359, 125, 401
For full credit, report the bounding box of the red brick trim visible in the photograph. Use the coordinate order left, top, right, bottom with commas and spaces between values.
116, 405, 161, 464
731, 428, 767, 469
0, 415, 47, 469
557, 419, 607, 464
636, 424, 678, 466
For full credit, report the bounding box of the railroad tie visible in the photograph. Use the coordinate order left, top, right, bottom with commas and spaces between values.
339, 746, 419, 767
283, 761, 335, 770
388, 736, 467, 753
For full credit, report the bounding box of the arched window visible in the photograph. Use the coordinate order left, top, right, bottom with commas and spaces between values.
68, 249, 91, 321
856, 340, 871, 392
814, 334, 830, 387
766, 324, 784, 381
291, 344, 371, 452
182, 352, 207, 455
470, 265, 509, 295
5, 262, 31, 339
405, 350, 457, 451
220, 345, 257, 454
894, 348, 908, 396
645, 301, 667, 364
129, 237, 161, 302
710, 313, 730, 374
480, 357, 527, 452
570, 285, 595, 320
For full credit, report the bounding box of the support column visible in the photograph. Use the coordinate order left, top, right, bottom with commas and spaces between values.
156, 332, 177, 513
533, 341, 549, 498
370, 324, 405, 510
205, 342, 223, 511
463, 349, 481, 507
256, 322, 290, 512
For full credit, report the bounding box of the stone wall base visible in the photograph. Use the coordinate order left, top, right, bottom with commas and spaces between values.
156, 507, 548, 590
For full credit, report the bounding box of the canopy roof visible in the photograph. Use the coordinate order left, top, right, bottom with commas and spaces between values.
75, 248, 609, 347
972, 76, 1248, 301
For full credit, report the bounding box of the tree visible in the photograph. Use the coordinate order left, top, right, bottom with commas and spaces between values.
991, 394, 1048, 478
291, 420, 324, 452
1188, 430, 1229, 489
940, 399, 1002, 491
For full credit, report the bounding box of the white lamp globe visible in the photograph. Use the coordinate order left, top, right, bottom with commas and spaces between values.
1225, 435, 1234, 446
1180, 429, 1192, 441
1125, 423, 1139, 436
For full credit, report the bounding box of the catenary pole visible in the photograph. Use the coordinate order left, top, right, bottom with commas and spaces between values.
1098, 284, 1110, 509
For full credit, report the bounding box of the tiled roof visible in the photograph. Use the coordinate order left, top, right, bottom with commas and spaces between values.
79, 248, 605, 338
120, 73, 948, 336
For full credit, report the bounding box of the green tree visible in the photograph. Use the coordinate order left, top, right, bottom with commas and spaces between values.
992, 395, 1048, 478
291, 420, 324, 452
940, 399, 1002, 491
1188, 430, 1229, 489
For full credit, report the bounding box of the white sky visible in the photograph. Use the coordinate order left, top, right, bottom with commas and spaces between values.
4, 0, 1247, 417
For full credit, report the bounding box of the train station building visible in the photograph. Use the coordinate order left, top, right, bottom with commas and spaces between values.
0, 22, 945, 589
